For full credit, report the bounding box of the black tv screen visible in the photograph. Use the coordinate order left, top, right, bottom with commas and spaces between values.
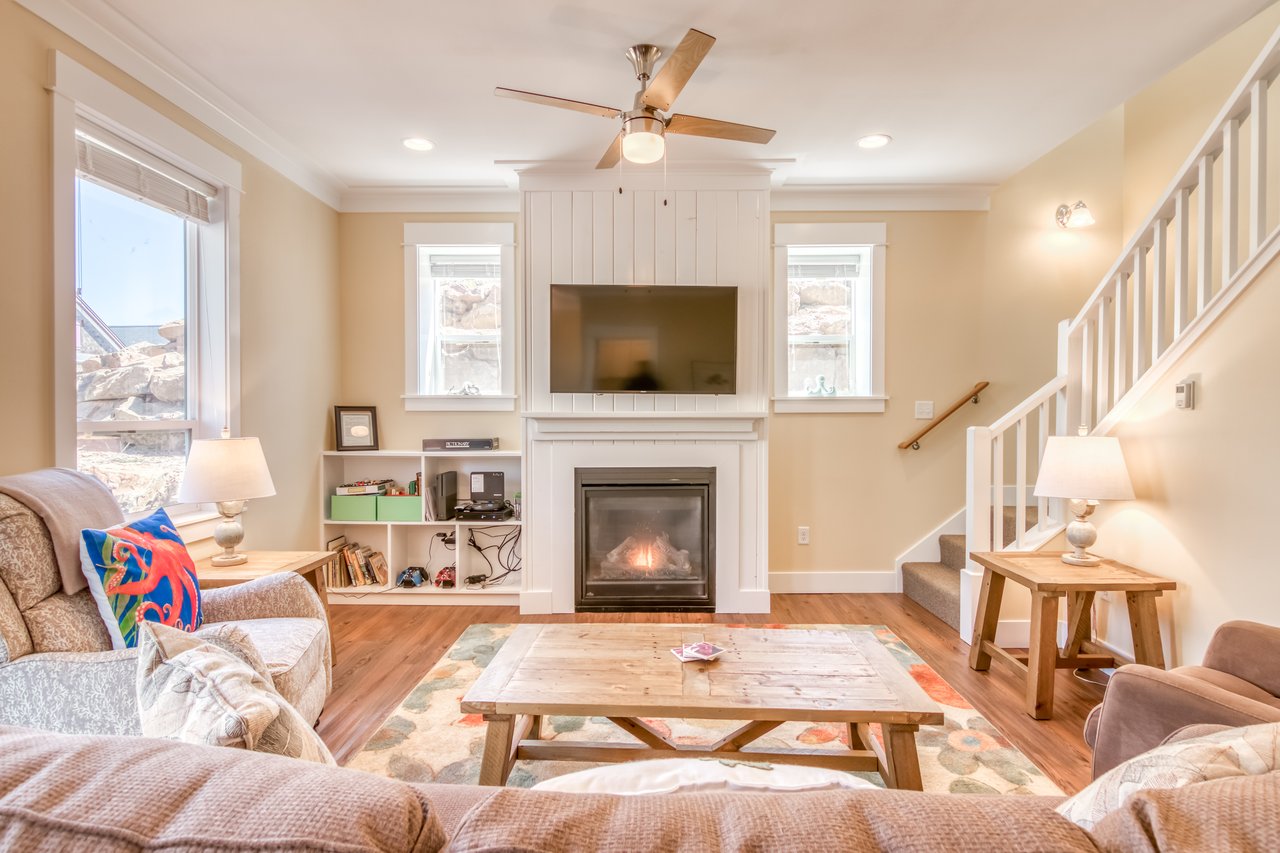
550, 284, 737, 394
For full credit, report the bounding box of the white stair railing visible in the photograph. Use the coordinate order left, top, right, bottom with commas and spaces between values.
959, 25, 1280, 644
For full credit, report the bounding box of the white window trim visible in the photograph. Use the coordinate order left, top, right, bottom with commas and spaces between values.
49, 51, 242, 530
773, 222, 887, 414
403, 221, 516, 411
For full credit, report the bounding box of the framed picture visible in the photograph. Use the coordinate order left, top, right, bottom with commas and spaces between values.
334, 406, 379, 451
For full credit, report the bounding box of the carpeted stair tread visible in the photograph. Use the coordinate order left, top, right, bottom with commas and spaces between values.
1001, 505, 1040, 544
901, 561, 960, 631
904, 506, 1044, 633
939, 534, 966, 571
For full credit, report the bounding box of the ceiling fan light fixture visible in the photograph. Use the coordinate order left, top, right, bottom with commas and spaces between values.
857, 133, 893, 150
621, 115, 666, 164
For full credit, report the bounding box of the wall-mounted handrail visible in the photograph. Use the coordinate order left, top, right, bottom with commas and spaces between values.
898, 381, 989, 450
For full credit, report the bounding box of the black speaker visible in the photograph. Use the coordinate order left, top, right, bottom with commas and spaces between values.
434, 471, 457, 520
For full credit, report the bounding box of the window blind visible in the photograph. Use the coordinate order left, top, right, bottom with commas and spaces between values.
76, 119, 217, 222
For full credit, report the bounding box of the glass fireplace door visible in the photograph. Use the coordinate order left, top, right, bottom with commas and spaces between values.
575, 468, 714, 611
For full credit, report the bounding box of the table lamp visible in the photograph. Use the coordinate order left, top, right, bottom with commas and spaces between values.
1033, 427, 1134, 566
176, 430, 276, 566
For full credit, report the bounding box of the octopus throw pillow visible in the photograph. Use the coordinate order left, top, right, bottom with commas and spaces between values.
80, 507, 203, 649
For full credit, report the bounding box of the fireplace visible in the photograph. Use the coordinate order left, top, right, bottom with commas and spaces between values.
574, 467, 715, 612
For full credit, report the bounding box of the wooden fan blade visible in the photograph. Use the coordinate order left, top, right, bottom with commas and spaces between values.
495, 87, 620, 119
641, 29, 715, 112
666, 113, 776, 144
596, 133, 623, 169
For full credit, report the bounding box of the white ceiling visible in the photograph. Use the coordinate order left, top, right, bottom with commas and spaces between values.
64, 0, 1273, 194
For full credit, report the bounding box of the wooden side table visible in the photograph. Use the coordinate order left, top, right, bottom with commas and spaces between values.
967, 551, 1176, 720
195, 550, 337, 661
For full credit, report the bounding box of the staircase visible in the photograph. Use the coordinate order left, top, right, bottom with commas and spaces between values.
903, 508, 1036, 630
914, 25, 1280, 643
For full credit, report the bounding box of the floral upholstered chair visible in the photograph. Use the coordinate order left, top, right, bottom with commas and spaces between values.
0, 492, 331, 735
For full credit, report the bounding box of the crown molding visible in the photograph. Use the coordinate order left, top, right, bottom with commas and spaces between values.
503, 159, 788, 193
771, 184, 994, 211
496, 158, 795, 176
341, 187, 521, 213
18, 0, 345, 209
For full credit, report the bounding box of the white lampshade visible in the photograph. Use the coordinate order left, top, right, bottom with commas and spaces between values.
177, 436, 276, 503
1034, 434, 1134, 501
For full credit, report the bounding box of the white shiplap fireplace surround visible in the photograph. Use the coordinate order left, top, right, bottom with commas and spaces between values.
519, 167, 771, 614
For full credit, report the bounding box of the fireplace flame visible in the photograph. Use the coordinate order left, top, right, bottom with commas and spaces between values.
631, 543, 656, 571
603, 531, 692, 575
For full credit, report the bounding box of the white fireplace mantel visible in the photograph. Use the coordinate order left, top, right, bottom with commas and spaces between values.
524, 411, 767, 442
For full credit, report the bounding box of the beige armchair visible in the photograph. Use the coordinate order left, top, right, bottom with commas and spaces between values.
1085, 620, 1280, 778
0, 493, 331, 736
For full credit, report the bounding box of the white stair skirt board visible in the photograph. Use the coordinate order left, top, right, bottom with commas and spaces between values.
769, 571, 899, 594
895, 508, 965, 578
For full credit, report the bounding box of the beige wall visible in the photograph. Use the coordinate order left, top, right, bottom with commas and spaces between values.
0, 0, 341, 550
1084, 3, 1280, 665
5, 0, 1278, 621
1090, 257, 1280, 664
1122, 3, 1280, 237
767, 112, 1126, 577
768, 211, 987, 574
980, 109, 1126, 417
336, 213, 521, 450
983, 4, 1280, 648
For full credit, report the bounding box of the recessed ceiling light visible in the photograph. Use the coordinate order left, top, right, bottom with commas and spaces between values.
402, 137, 435, 152
857, 133, 892, 150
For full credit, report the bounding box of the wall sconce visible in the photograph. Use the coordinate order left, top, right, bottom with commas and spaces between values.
1056, 200, 1095, 229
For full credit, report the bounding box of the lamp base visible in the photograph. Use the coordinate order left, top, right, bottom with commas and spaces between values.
1062, 499, 1102, 566
210, 500, 249, 569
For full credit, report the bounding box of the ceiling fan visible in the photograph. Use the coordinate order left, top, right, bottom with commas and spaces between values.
495, 28, 776, 169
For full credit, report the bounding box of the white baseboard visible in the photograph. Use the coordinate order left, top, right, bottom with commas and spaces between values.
991, 618, 1069, 649
770, 570, 899, 594
728, 589, 772, 613
519, 589, 555, 614
327, 592, 519, 607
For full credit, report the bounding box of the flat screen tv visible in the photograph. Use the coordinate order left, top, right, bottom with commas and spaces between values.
550, 284, 737, 394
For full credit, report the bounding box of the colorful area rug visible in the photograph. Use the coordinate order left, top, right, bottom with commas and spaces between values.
346, 624, 1062, 795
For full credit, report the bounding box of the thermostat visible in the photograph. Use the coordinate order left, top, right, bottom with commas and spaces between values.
1175, 378, 1195, 410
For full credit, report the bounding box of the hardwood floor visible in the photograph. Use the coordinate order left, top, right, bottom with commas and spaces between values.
316, 593, 1103, 794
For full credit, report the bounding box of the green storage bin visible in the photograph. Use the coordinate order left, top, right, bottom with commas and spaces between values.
330, 494, 377, 521
376, 495, 424, 522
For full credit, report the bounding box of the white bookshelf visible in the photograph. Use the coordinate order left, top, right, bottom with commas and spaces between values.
319, 450, 523, 605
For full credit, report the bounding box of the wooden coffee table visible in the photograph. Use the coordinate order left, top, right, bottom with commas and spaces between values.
460, 624, 943, 789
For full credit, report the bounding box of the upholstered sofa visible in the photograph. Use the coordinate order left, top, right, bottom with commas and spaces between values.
0, 492, 332, 734
1, 725, 1277, 852
1085, 620, 1280, 778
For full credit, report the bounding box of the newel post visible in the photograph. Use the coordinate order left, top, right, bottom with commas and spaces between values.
962, 425, 993, 645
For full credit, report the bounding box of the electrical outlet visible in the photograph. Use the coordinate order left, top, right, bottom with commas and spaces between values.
915, 401, 935, 419
797, 526, 810, 545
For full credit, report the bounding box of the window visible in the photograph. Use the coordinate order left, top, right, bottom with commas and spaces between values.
403, 222, 516, 411
773, 223, 886, 413
53, 53, 241, 519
